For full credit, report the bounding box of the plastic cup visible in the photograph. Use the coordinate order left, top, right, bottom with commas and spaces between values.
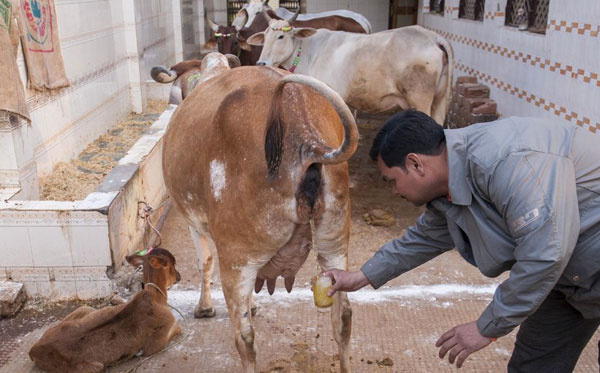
312, 275, 334, 308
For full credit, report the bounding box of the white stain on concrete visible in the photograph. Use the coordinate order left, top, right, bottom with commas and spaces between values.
209, 160, 226, 201
166, 283, 500, 315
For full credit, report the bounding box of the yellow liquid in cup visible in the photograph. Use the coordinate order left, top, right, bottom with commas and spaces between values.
312, 276, 334, 308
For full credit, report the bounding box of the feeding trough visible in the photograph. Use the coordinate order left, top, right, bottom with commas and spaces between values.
0, 105, 176, 300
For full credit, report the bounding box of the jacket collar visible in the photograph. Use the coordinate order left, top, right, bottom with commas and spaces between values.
443, 129, 472, 206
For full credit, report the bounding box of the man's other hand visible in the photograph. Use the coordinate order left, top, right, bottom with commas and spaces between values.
321, 269, 371, 296
436, 321, 493, 368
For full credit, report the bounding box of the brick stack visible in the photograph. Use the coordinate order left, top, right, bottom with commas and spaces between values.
446, 76, 500, 129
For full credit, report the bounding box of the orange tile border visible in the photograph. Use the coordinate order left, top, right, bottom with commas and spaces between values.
426, 27, 600, 88
455, 62, 599, 132
548, 19, 599, 37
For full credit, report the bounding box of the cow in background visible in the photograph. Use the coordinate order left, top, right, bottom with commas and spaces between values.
204, 4, 371, 66
249, 20, 454, 124
233, 0, 371, 33
150, 53, 241, 104
162, 67, 358, 372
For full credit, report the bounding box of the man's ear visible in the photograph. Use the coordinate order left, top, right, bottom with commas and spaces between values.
293, 27, 317, 39
247, 32, 265, 46
126, 254, 144, 268
406, 153, 424, 175
204, 39, 217, 49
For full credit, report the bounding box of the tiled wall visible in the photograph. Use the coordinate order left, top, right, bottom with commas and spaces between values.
419, 0, 600, 132
0, 107, 176, 300
0, 205, 112, 299
9, 0, 185, 188
306, 0, 390, 33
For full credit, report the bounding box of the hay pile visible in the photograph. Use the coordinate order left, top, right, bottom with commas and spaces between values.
40, 100, 168, 201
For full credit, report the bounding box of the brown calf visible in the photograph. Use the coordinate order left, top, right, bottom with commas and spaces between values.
29, 248, 181, 373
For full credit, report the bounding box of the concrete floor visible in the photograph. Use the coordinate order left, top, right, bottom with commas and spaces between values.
1, 114, 599, 372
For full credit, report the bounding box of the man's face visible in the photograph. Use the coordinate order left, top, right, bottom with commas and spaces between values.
377, 155, 432, 206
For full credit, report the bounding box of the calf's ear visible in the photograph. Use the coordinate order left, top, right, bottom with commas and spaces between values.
293, 28, 317, 38
239, 39, 252, 51
126, 254, 145, 268
148, 256, 168, 269
247, 32, 265, 46
204, 39, 217, 49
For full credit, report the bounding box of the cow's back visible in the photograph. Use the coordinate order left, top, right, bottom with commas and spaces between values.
163, 66, 346, 249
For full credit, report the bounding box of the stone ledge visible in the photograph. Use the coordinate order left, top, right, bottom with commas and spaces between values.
0, 281, 26, 318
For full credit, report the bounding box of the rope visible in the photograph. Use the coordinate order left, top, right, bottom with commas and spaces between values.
137, 199, 169, 247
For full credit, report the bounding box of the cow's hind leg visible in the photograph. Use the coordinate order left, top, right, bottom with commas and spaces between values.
189, 226, 216, 318
314, 212, 353, 373
220, 258, 263, 373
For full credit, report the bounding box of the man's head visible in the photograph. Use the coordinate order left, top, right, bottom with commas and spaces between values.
370, 110, 448, 206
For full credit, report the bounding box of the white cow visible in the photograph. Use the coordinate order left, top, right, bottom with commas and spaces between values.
248, 20, 454, 124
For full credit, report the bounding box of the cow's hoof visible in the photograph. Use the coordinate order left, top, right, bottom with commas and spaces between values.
251, 305, 258, 317
194, 307, 216, 318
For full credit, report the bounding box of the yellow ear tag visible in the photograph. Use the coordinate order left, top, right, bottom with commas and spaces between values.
215, 33, 222, 37
282, 26, 292, 32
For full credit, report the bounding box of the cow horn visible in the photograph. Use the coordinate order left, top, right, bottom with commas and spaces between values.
150, 65, 178, 83
206, 17, 220, 33
262, 0, 269, 5
271, 75, 358, 166
287, 7, 300, 24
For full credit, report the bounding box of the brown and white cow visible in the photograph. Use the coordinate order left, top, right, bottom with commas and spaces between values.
150, 52, 241, 104
162, 66, 358, 372
248, 21, 455, 125
233, 0, 371, 34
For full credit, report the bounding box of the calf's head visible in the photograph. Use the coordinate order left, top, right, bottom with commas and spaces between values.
126, 247, 181, 289
204, 18, 252, 56
248, 18, 316, 67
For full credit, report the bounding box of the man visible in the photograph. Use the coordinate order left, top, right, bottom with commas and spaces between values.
325, 110, 600, 371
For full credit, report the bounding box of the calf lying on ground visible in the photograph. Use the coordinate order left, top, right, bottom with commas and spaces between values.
29, 248, 181, 373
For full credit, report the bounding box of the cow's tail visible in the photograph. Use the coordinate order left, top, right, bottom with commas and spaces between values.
265, 74, 358, 178
150, 65, 178, 84
432, 34, 454, 125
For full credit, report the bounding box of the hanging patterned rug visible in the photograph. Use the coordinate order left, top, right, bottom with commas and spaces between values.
0, 0, 30, 121
19, 0, 69, 90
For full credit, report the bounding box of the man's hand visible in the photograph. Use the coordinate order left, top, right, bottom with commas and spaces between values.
436, 321, 493, 368
321, 269, 371, 296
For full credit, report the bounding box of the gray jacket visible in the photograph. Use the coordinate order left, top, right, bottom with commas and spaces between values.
361, 117, 600, 338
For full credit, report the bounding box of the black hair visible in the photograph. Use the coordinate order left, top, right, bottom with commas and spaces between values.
369, 109, 445, 169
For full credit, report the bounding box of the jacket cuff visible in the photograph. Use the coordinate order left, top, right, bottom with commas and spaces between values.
360, 259, 389, 289
477, 306, 516, 339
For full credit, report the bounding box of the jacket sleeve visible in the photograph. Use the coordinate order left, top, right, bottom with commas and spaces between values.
475, 152, 580, 338
361, 205, 455, 288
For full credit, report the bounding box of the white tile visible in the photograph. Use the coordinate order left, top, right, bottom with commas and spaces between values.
50, 267, 77, 282
76, 280, 113, 300
6, 267, 50, 282
0, 226, 33, 266
70, 225, 112, 266
21, 281, 39, 297
37, 281, 78, 300
73, 266, 109, 281
29, 226, 73, 267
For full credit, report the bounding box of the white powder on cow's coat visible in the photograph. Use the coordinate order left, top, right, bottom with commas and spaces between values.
210, 160, 226, 201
